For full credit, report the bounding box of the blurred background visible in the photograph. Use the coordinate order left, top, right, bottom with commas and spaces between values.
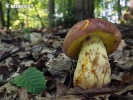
0, 0, 133, 29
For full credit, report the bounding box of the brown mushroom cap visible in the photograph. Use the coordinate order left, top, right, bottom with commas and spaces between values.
63, 18, 122, 60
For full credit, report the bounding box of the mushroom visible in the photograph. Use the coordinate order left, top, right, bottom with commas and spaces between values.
63, 18, 122, 89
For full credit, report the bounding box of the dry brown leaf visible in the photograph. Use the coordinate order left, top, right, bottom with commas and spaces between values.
30, 33, 41, 45
19, 88, 29, 100
46, 53, 72, 83
117, 40, 126, 51
21, 60, 34, 67
56, 82, 69, 97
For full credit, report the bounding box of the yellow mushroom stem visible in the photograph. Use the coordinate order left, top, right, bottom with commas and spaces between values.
74, 35, 111, 89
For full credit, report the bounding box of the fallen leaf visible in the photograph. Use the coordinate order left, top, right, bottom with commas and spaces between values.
46, 53, 72, 83
56, 82, 69, 97
30, 32, 41, 45
19, 88, 29, 100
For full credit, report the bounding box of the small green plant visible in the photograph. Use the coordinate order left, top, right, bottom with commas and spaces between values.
10, 67, 46, 94
22, 28, 31, 34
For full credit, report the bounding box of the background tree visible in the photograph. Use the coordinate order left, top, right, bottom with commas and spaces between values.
48, 0, 55, 27
0, 0, 131, 29
0, 1, 5, 28
117, 0, 122, 21
55, 0, 75, 28
74, 0, 94, 21
33, 0, 45, 27
7, 0, 10, 29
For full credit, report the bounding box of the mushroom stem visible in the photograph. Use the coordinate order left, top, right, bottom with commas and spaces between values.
74, 35, 111, 89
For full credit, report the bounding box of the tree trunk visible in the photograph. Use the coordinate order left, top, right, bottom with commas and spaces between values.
117, 0, 122, 21
7, 0, 10, 29
74, 0, 94, 21
33, 2, 45, 27
0, 1, 5, 28
48, 0, 55, 27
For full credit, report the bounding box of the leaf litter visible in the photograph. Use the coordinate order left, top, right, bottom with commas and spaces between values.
0, 25, 133, 100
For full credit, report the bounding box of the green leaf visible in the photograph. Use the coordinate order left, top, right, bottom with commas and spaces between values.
10, 67, 46, 94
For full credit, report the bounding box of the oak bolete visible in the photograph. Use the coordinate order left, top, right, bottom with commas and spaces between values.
63, 18, 122, 89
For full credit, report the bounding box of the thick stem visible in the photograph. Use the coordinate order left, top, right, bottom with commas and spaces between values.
74, 35, 111, 89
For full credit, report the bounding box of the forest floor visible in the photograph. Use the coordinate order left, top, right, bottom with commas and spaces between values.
0, 24, 133, 100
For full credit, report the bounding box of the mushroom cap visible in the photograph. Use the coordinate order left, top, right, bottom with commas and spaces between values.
63, 18, 122, 60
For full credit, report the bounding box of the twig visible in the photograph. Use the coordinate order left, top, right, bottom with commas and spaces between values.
66, 87, 122, 96
0, 48, 22, 62
0, 45, 44, 62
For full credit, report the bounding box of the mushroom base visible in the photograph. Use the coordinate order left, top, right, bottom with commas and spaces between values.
74, 35, 111, 89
